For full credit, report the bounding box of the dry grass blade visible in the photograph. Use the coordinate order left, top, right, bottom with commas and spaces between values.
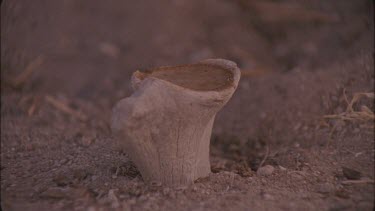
323, 91, 375, 122
341, 179, 374, 185
11, 55, 44, 88
27, 95, 43, 116
324, 91, 374, 146
258, 143, 270, 169
347, 93, 375, 112
45, 95, 88, 122
28, 103, 37, 116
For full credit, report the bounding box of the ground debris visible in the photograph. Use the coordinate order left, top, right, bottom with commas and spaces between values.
45, 95, 88, 121
10, 55, 44, 89
342, 167, 362, 180
257, 165, 275, 176
323, 91, 374, 122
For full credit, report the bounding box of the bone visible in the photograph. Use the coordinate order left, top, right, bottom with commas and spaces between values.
111, 59, 241, 187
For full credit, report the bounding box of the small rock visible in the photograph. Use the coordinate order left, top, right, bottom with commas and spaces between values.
278, 165, 287, 171
262, 193, 274, 200
257, 165, 275, 176
342, 167, 361, 180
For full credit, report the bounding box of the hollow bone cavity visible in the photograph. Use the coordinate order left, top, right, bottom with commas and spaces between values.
111, 59, 241, 187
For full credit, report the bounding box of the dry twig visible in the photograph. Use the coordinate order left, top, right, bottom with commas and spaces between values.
323, 91, 375, 122
28, 103, 37, 116
11, 55, 44, 88
258, 139, 270, 169
341, 179, 374, 185
323, 90, 374, 146
45, 95, 88, 122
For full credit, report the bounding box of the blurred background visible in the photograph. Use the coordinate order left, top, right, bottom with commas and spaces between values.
2, 0, 372, 96
1, 0, 374, 210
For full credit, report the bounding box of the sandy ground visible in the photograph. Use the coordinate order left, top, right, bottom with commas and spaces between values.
1, 0, 374, 210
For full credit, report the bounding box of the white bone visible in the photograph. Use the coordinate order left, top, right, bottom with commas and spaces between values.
111, 59, 241, 187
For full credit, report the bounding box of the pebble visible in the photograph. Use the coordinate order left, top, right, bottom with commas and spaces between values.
278, 165, 287, 171
262, 193, 274, 200
257, 165, 275, 176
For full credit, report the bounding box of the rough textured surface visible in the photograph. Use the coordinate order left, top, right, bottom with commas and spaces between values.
112, 59, 241, 186
1, 0, 374, 210
148, 63, 235, 91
